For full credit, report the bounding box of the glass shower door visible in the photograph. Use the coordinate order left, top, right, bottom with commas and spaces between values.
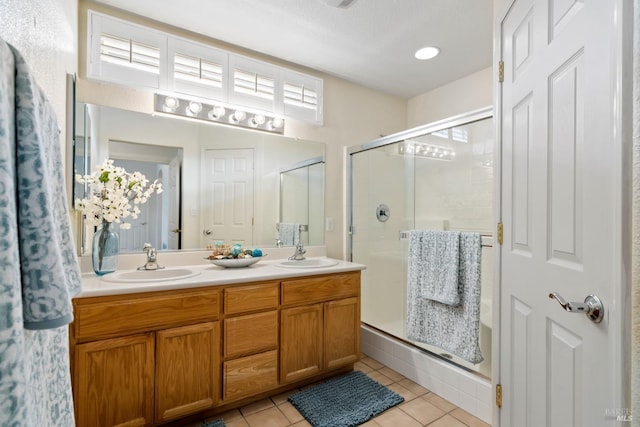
351, 142, 414, 338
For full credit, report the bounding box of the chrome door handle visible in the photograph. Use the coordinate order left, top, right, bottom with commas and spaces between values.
548, 292, 604, 323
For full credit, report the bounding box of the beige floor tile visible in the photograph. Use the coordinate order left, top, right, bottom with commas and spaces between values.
397, 378, 430, 396
355, 360, 374, 373
270, 389, 298, 405
214, 409, 243, 422
291, 420, 312, 427
277, 401, 305, 424
361, 356, 385, 370
387, 382, 418, 402
225, 418, 250, 427
424, 392, 457, 413
367, 370, 394, 386
450, 408, 491, 427
426, 414, 468, 427
399, 396, 446, 425
378, 367, 404, 382
240, 397, 275, 416
360, 419, 382, 426
244, 406, 290, 427
372, 407, 423, 427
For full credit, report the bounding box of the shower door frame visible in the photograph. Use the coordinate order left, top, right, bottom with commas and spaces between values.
347, 106, 494, 258
347, 106, 495, 372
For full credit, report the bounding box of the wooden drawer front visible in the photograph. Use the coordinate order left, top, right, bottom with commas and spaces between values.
224, 311, 278, 359
224, 282, 279, 314
223, 350, 278, 401
281, 272, 360, 306
74, 290, 220, 342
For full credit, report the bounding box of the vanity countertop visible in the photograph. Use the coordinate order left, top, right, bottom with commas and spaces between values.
77, 257, 366, 298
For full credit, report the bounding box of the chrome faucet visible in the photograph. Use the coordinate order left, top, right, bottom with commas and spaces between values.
288, 241, 306, 261
138, 243, 165, 270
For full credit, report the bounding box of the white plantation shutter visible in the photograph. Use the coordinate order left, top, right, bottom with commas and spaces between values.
88, 11, 323, 124
88, 11, 165, 88
281, 71, 323, 124
168, 38, 228, 99
229, 56, 276, 110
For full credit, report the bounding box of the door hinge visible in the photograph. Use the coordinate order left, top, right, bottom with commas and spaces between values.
496, 384, 503, 408
497, 222, 503, 245
498, 61, 504, 83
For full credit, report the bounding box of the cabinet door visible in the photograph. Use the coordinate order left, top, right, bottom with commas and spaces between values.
324, 297, 360, 370
223, 350, 278, 401
74, 333, 154, 427
280, 304, 323, 383
155, 322, 220, 423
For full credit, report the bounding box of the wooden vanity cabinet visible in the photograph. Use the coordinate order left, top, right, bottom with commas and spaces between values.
280, 272, 361, 384
74, 333, 154, 427
71, 287, 221, 427
222, 282, 280, 402
70, 270, 361, 426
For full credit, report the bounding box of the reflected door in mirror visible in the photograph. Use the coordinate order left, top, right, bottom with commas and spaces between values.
202, 149, 254, 247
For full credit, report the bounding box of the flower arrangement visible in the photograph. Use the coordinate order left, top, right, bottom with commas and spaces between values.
75, 159, 163, 229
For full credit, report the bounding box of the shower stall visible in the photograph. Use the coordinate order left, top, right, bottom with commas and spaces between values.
349, 107, 494, 380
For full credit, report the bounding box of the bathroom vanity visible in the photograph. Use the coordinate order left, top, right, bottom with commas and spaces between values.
69, 259, 363, 426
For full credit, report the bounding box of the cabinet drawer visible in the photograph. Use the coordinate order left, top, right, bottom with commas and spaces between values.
223, 350, 278, 401
224, 282, 279, 314
281, 272, 360, 306
74, 289, 220, 342
223, 311, 278, 359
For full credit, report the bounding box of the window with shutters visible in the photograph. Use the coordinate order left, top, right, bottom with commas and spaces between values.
229, 57, 276, 111
99, 33, 160, 74
88, 11, 323, 125
281, 71, 323, 124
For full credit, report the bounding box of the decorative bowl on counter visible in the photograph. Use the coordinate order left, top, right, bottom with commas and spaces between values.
206, 255, 266, 268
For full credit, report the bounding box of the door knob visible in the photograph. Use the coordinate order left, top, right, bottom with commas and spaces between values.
548, 292, 604, 323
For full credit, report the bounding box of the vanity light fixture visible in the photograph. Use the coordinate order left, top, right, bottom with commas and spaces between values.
398, 140, 455, 160
414, 46, 440, 60
154, 94, 284, 134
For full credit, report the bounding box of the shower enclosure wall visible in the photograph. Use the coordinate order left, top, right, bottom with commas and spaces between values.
349, 108, 494, 380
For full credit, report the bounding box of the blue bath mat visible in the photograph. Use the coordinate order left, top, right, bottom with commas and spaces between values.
288, 370, 404, 427
201, 420, 225, 427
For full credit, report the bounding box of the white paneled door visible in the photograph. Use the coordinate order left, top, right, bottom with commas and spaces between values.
202, 149, 254, 247
498, 0, 630, 426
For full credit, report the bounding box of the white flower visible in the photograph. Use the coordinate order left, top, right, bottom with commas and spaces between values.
75, 159, 163, 229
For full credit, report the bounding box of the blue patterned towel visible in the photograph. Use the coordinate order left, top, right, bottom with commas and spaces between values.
406, 231, 483, 364
278, 222, 300, 246
11, 45, 82, 330
408, 230, 461, 306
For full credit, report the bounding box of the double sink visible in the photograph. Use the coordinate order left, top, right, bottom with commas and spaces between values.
101, 257, 339, 283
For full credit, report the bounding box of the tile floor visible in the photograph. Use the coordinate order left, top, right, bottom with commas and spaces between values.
194, 354, 491, 427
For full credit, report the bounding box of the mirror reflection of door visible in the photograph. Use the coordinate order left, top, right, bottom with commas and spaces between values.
110, 140, 182, 252
201, 148, 254, 247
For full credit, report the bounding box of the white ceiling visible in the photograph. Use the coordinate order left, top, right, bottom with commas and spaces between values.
92, 0, 494, 99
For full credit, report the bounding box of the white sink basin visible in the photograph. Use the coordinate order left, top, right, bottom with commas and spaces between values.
276, 258, 339, 269
101, 268, 200, 283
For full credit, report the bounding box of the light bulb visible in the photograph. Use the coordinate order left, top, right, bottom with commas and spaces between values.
163, 96, 179, 111
188, 101, 202, 114
252, 114, 266, 126
232, 110, 246, 122
208, 106, 226, 120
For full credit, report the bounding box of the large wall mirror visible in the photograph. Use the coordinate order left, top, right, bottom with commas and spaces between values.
73, 103, 326, 254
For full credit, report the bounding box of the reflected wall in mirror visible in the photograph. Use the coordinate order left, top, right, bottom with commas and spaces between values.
75, 104, 326, 253
279, 157, 325, 246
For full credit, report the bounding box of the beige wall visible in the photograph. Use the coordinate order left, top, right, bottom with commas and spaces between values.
0, 0, 78, 159
78, 0, 408, 259
407, 67, 493, 128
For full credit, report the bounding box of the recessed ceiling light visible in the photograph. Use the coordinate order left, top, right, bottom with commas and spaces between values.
414, 46, 440, 60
